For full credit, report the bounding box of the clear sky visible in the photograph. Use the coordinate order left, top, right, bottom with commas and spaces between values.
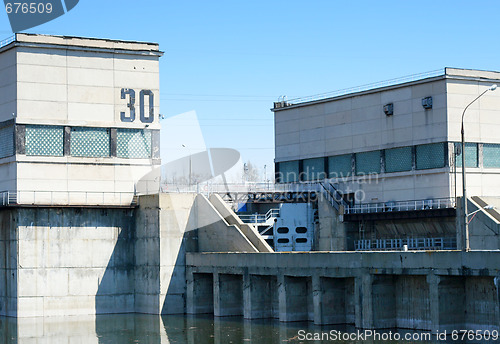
1, 0, 500, 178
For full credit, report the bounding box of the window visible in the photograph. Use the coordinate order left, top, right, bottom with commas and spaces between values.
26, 125, 64, 157
483, 144, 500, 168
385, 146, 412, 173
356, 151, 381, 175
328, 154, 352, 178
302, 157, 325, 181
278, 160, 299, 183
0, 125, 14, 158
71, 127, 110, 158
117, 129, 152, 159
455, 143, 478, 168
416, 143, 445, 170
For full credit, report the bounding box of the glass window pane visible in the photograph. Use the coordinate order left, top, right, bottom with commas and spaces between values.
328, 154, 352, 178
117, 129, 152, 159
455, 143, 478, 167
483, 143, 500, 168
278, 161, 299, 183
416, 143, 445, 170
71, 127, 110, 158
385, 146, 412, 173
26, 125, 64, 157
302, 158, 325, 181
356, 151, 381, 175
0, 125, 14, 158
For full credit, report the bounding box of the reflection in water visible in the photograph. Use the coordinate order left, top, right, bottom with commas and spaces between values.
0, 314, 468, 343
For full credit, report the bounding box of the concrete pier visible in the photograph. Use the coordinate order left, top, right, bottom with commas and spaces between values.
186, 251, 500, 331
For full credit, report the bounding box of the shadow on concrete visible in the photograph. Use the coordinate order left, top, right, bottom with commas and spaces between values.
94, 209, 135, 316
161, 201, 199, 314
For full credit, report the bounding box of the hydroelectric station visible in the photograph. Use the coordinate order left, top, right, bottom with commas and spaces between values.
1, 34, 500, 333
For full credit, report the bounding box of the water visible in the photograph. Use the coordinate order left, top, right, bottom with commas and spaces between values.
0, 314, 485, 343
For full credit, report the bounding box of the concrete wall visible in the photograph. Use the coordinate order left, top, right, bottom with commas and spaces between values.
466, 198, 500, 250
193, 195, 258, 253
134, 193, 196, 315
274, 79, 447, 161
0, 47, 16, 123
13, 207, 135, 317
0, 209, 16, 317
0, 192, 201, 318
187, 251, 500, 330
317, 197, 348, 250
208, 194, 273, 252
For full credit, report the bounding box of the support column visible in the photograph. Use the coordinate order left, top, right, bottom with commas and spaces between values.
244, 273, 278, 319
427, 273, 441, 332
186, 272, 213, 314
312, 274, 322, 325
355, 273, 373, 329
214, 273, 243, 317
278, 274, 311, 322
278, 273, 286, 322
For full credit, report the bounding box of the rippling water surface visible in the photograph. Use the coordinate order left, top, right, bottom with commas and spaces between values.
0, 314, 478, 343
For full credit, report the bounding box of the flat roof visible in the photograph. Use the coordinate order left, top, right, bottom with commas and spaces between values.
0, 33, 163, 56
272, 67, 500, 112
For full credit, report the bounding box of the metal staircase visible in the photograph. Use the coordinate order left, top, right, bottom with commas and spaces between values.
318, 181, 348, 211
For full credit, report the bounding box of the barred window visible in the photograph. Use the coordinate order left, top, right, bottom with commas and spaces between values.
71, 127, 110, 158
302, 158, 325, 181
483, 143, 500, 168
117, 129, 152, 159
328, 154, 352, 178
278, 160, 299, 183
356, 151, 381, 175
0, 125, 14, 158
385, 146, 412, 173
455, 143, 478, 168
416, 143, 445, 170
26, 125, 64, 157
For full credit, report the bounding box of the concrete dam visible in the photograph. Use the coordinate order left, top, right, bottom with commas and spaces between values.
1, 193, 499, 333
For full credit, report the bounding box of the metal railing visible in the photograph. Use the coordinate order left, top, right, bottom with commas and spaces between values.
319, 181, 348, 211
238, 208, 280, 224
0, 190, 138, 207
355, 237, 457, 251
0, 35, 15, 50
346, 198, 456, 215
286, 69, 443, 105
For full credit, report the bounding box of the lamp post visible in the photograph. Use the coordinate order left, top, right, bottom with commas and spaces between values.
461, 84, 497, 251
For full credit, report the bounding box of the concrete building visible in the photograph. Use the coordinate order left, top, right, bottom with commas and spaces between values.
273, 68, 500, 204
271, 68, 500, 251
0, 33, 162, 206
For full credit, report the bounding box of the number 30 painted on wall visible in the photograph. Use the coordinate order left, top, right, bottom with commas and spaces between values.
120, 88, 155, 123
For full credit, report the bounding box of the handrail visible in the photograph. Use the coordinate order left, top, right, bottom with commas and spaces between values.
346, 197, 456, 214
355, 237, 457, 251
0, 190, 137, 207
239, 208, 280, 224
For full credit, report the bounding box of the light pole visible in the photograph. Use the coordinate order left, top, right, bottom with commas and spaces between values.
461, 84, 497, 251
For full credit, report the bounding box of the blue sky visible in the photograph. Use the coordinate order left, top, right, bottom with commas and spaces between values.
1, 0, 500, 177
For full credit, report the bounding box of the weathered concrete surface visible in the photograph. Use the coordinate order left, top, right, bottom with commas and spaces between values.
187, 251, 500, 330
0, 210, 16, 317
0, 193, 198, 317
208, 194, 273, 252
468, 197, 500, 250
18, 207, 136, 317
134, 193, 197, 315
317, 198, 349, 250
193, 195, 258, 253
